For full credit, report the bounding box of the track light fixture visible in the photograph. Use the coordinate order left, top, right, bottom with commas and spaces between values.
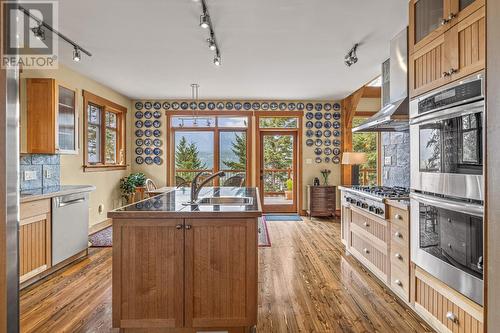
207, 37, 216, 50
200, 13, 210, 29
31, 25, 45, 40
198, 0, 222, 66
73, 47, 81, 62
345, 43, 359, 67
213, 55, 221, 66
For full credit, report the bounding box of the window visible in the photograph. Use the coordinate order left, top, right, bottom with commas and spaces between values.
352, 117, 379, 185
58, 85, 78, 153
83, 91, 127, 171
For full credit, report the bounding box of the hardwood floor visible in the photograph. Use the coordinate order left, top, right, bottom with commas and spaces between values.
20, 217, 433, 333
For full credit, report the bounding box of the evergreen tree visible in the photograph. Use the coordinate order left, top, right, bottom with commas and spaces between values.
222, 133, 247, 171
175, 136, 206, 181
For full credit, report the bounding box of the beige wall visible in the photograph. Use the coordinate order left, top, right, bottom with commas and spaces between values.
20, 65, 133, 227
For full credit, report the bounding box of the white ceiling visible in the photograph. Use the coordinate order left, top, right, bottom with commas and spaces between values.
57, 0, 408, 100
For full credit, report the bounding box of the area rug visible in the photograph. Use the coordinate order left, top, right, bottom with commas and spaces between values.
258, 216, 271, 247
263, 214, 303, 222
89, 226, 112, 247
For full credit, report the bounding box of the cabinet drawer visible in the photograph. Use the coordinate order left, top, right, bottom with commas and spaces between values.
391, 223, 409, 248
391, 263, 410, 301
351, 208, 387, 243
389, 206, 408, 229
390, 241, 410, 271
350, 232, 388, 279
20, 199, 51, 220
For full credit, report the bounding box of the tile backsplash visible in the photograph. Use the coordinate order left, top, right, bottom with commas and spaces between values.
20, 154, 60, 190
381, 132, 410, 188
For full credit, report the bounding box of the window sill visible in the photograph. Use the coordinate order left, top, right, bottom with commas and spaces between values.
83, 164, 128, 172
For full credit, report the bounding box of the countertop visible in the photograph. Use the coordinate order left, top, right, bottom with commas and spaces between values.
108, 187, 263, 219
20, 185, 96, 203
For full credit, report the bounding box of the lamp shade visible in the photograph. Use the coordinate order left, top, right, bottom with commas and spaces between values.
341, 152, 367, 165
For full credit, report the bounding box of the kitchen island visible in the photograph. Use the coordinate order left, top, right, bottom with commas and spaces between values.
108, 187, 262, 333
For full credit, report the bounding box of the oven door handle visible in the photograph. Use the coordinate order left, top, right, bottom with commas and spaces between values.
410, 100, 484, 126
410, 192, 483, 217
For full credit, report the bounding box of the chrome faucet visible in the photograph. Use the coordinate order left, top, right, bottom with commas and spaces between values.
190, 171, 225, 203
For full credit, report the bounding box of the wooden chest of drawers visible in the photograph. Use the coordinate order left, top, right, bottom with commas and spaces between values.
306, 185, 336, 217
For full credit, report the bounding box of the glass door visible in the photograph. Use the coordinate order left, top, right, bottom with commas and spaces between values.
174, 130, 214, 186
259, 131, 297, 213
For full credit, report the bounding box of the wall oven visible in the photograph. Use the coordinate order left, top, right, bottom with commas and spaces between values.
410, 72, 485, 305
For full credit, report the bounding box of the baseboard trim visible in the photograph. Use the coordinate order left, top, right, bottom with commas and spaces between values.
89, 218, 112, 235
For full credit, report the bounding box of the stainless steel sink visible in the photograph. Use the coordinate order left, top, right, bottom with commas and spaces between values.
195, 196, 253, 206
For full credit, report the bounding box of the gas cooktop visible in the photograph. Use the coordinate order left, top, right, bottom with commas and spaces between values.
350, 185, 410, 199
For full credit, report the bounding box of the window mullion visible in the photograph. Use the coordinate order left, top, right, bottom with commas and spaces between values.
101, 107, 106, 165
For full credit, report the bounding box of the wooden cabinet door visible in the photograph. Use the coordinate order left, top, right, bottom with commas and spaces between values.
450, 0, 485, 23
184, 218, 257, 329
409, 0, 449, 54
19, 199, 52, 282
340, 204, 351, 247
26, 78, 57, 154
409, 33, 456, 98
113, 219, 184, 329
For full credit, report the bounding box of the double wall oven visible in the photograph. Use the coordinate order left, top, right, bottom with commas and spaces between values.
409, 72, 484, 305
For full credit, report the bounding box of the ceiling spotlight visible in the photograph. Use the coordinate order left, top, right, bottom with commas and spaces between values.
213, 55, 221, 66
73, 46, 81, 62
345, 43, 359, 67
200, 14, 210, 29
31, 25, 45, 40
207, 37, 216, 50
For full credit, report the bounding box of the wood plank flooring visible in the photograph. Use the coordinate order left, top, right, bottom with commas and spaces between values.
20, 217, 434, 333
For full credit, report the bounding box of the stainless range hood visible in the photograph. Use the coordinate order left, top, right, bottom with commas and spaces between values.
353, 28, 409, 132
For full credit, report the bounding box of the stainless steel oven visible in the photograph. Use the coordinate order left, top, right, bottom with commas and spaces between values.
410, 192, 483, 305
410, 72, 485, 201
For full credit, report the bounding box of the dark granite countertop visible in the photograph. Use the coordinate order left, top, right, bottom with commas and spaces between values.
108, 187, 262, 219
20, 185, 96, 203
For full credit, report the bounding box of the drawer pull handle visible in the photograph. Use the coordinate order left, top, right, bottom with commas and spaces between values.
446, 312, 458, 323
394, 214, 402, 220
364, 222, 369, 227
175, 224, 183, 230
394, 279, 402, 286
394, 232, 402, 238
363, 248, 370, 254
395, 253, 403, 260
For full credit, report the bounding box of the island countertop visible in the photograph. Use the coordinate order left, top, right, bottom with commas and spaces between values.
108, 186, 262, 219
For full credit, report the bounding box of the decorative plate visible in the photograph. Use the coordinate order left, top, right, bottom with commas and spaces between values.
314, 147, 322, 155
324, 121, 332, 129
153, 102, 161, 110
252, 102, 261, 110
153, 148, 161, 156
135, 138, 144, 146
208, 102, 216, 110
153, 138, 161, 147
315, 157, 322, 164
198, 102, 207, 110
135, 147, 143, 155
162, 102, 170, 110
333, 139, 341, 146
333, 112, 341, 120
145, 156, 153, 165
144, 147, 152, 155
306, 103, 314, 111
153, 129, 161, 137
333, 121, 341, 129
171, 102, 180, 110
288, 103, 296, 110
324, 138, 331, 146
324, 130, 332, 137
315, 103, 323, 111
332, 156, 340, 164
154, 156, 162, 165
135, 129, 144, 137
324, 113, 332, 120
333, 130, 341, 137
315, 130, 322, 137
144, 120, 153, 128
234, 102, 242, 110
279, 102, 287, 110
144, 138, 153, 146
144, 102, 152, 110
315, 139, 323, 146
261, 102, 269, 110
306, 139, 314, 146
135, 111, 143, 119
144, 129, 153, 137
333, 148, 341, 155
306, 121, 314, 129
270, 102, 278, 110
306, 129, 314, 137
190, 102, 197, 110
135, 102, 144, 110
180, 102, 189, 110
314, 121, 323, 129
324, 103, 332, 111
217, 102, 225, 110
324, 147, 332, 155
226, 102, 234, 110
324, 156, 331, 163
333, 103, 341, 111
314, 112, 322, 120
297, 103, 305, 110
144, 111, 152, 119
243, 102, 252, 110
153, 111, 161, 119
153, 120, 161, 128
136, 156, 144, 164
135, 120, 143, 128
305, 112, 314, 120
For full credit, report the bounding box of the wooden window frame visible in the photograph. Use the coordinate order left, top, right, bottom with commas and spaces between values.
83, 90, 127, 172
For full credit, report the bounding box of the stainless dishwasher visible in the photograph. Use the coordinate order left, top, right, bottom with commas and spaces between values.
52, 193, 89, 265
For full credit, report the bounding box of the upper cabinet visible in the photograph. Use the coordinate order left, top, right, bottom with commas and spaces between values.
26, 78, 78, 154
409, 0, 485, 97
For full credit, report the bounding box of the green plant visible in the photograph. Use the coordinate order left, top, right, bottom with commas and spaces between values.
129, 172, 146, 187
285, 178, 293, 191
119, 173, 147, 202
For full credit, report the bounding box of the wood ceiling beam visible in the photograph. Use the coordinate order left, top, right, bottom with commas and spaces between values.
362, 86, 381, 98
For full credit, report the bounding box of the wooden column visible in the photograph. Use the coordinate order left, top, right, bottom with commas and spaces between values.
341, 87, 364, 185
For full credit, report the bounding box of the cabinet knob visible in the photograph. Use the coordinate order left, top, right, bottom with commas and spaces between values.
394, 214, 402, 220
394, 279, 402, 286
364, 222, 370, 227
395, 253, 403, 260
175, 224, 183, 230
442, 71, 451, 78
394, 232, 402, 238
449, 68, 459, 75
446, 311, 458, 323
441, 13, 457, 25
185, 225, 192, 230
363, 248, 369, 254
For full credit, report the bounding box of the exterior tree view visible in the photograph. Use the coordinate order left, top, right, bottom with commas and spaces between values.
352, 117, 378, 185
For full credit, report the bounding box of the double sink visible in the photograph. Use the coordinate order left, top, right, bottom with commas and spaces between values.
191, 196, 253, 206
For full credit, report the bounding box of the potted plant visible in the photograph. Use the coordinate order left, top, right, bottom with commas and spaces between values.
284, 178, 293, 200
120, 173, 147, 204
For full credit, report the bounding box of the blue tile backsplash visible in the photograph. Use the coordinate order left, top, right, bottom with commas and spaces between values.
20, 154, 61, 190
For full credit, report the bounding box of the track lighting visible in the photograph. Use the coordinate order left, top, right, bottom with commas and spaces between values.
345, 43, 359, 67
200, 14, 210, 29
31, 25, 45, 40
197, 0, 222, 66
73, 47, 81, 62
207, 37, 216, 50
213, 55, 221, 66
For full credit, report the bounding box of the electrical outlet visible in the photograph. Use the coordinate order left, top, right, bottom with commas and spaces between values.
384, 156, 392, 166
24, 170, 37, 181
44, 169, 52, 179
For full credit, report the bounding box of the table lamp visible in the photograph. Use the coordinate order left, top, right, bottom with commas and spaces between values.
341, 152, 367, 185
